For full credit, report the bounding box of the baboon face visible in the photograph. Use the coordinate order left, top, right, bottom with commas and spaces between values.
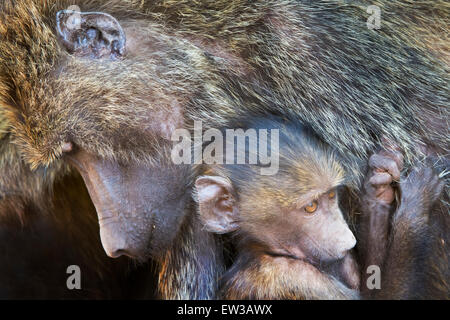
195, 130, 356, 263
52, 12, 203, 259
239, 163, 357, 262
197, 175, 356, 263
1, 9, 208, 259
249, 188, 357, 262
67, 149, 192, 260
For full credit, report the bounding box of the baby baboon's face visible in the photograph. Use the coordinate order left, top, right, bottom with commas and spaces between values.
248, 188, 356, 263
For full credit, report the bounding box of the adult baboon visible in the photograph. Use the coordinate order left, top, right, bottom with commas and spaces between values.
0, 0, 447, 299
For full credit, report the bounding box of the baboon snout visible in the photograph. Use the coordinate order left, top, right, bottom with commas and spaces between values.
67, 149, 191, 259
336, 228, 357, 258
100, 221, 147, 259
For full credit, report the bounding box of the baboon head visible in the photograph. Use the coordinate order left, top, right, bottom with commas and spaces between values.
0, 4, 220, 260
195, 120, 357, 263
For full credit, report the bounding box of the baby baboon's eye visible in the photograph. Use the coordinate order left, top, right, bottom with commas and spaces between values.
304, 200, 318, 214
328, 190, 336, 199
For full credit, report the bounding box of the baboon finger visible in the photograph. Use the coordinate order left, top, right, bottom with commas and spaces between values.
379, 149, 404, 171
369, 172, 392, 186
369, 154, 401, 181
405, 166, 440, 193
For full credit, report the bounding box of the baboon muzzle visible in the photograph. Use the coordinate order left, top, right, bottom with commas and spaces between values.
66, 149, 189, 260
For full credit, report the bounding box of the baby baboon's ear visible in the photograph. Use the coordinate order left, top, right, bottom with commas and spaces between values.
56, 10, 126, 59
195, 176, 239, 234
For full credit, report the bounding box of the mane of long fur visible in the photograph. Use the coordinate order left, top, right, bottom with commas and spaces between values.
0, 0, 448, 185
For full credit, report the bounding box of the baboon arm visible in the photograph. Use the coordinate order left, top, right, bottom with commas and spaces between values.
370, 166, 446, 299
359, 198, 391, 298
370, 190, 438, 300
368, 205, 422, 299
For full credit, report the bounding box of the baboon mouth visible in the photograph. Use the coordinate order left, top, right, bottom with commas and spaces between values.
266, 250, 306, 262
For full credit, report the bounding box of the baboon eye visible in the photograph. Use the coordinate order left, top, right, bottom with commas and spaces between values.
328, 190, 336, 199
304, 201, 318, 214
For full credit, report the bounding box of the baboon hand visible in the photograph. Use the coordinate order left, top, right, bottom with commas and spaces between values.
365, 148, 404, 205
398, 165, 444, 219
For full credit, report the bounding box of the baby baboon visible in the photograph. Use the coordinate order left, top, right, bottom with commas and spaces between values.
195, 118, 447, 299
195, 119, 360, 299
0, 0, 448, 299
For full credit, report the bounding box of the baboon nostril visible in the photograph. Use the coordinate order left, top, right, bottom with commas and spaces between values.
109, 249, 126, 258
111, 249, 140, 260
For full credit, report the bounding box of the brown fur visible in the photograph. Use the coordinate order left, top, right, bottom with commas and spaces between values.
0, 0, 229, 299
2, 1, 448, 181
195, 119, 360, 300
197, 122, 447, 299
0, 0, 448, 299
222, 254, 357, 300
140, 0, 449, 167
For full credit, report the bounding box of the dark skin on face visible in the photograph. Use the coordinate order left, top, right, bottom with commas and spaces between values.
44, 9, 226, 299
1, 3, 229, 299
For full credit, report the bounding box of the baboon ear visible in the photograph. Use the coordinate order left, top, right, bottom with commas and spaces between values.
195, 176, 239, 234
56, 10, 126, 59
